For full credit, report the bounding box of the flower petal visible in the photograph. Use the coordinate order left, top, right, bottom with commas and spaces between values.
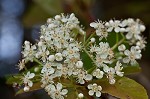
96, 91, 101, 97
123, 57, 130, 63
61, 89, 68, 95
89, 90, 94, 96
29, 73, 35, 79
28, 81, 33, 87
85, 74, 92, 81
56, 83, 62, 91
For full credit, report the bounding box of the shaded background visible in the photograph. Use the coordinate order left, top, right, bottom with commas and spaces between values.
0, 0, 150, 99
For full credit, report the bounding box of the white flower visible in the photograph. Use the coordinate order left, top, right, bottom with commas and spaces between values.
114, 61, 124, 77
41, 67, 55, 75
103, 66, 116, 84
78, 93, 84, 98
41, 72, 54, 88
55, 66, 69, 77
90, 42, 111, 65
95, 54, 111, 67
49, 83, 68, 99
76, 70, 92, 84
90, 21, 108, 39
90, 45, 98, 53
105, 20, 121, 33
120, 19, 128, 28
125, 19, 145, 41
76, 61, 83, 68
118, 44, 126, 51
87, 83, 102, 97
18, 59, 25, 71
97, 42, 110, 56
136, 37, 146, 50
93, 69, 104, 79
126, 25, 141, 40
22, 41, 36, 62
55, 53, 63, 61
36, 44, 49, 62
48, 55, 55, 62
127, 18, 134, 25
22, 72, 35, 87
62, 43, 80, 59
123, 46, 142, 65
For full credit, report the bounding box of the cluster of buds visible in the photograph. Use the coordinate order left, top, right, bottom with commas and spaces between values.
17, 13, 146, 99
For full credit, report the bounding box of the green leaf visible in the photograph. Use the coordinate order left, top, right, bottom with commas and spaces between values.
66, 88, 77, 99
16, 82, 42, 96
95, 77, 148, 99
80, 50, 93, 70
123, 63, 141, 75
6, 75, 22, 85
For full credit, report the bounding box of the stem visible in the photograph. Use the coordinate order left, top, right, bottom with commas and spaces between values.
84, 33, 95, 46
111, 38, 125, 50
33, 58, 43, 66
85, 42, 92, 48
74, 32, 78, 39
24, 66, 28, 71
82, 48, 97, 67
83, 32, 86, 44
116, 33, 119, 45
111, 33, 125, 50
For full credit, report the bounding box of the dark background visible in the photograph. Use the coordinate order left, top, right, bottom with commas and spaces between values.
0, 0, 150, 99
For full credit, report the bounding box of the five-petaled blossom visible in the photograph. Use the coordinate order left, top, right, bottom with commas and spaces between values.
123, 46, 142, 65
22, 72, 35, 88
88, 83, 102, 97
49, 83, 68, 99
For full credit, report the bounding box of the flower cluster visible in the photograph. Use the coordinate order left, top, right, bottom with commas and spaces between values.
89, 18, 146, 84
16, 13, 146, 99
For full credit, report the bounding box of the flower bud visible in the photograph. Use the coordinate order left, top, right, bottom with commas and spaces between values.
78, 93, 84, 98
55, 15, 61, 20
47, 18, 52, 23
24, 86, 30, 92
55, 53, 63, 61
76, 61, 83, 68
38, 41, 43, 46
90, 38, 95, 43
118, 44, 126, 51
34, 67, 40, 72
48, 55, 55, 62
140, 25, 145, 32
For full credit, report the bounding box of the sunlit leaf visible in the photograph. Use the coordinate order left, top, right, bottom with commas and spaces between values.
94, 77, 148, 99
66, 88, 77, 99
123, 64, 141, 75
